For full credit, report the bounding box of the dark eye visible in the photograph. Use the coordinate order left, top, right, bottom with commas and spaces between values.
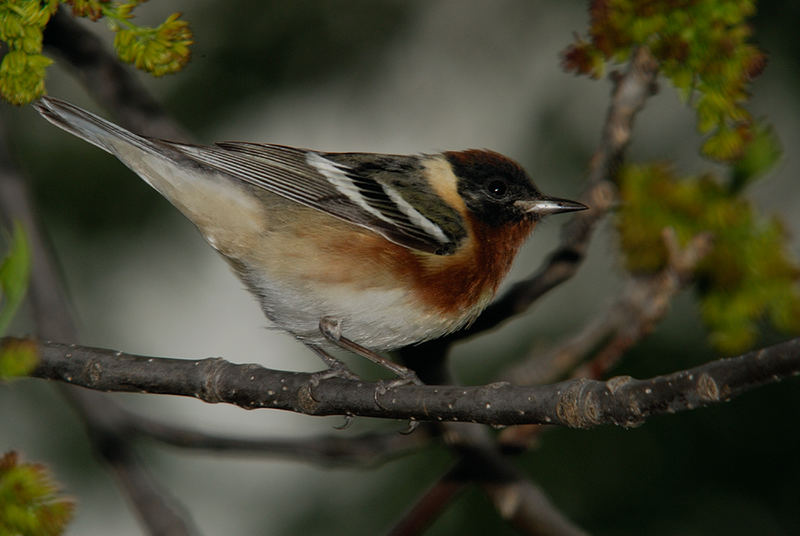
485, 178, 508, 200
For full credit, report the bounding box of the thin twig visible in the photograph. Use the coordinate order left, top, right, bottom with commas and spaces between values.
42, 7, 189, 140
389, 423, 587, 536
506, 229, 713, 386
132, 418, 428, 467
496, 230, 712, 450
387, 469, 465, 536
571, 229, 712, 381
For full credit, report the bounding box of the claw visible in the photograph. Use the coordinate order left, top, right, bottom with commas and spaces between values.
308, 346, 359, 384
400, 419, 419, 435
306, 347, 360, 404
333, 414, 354, 430
373, 374, 423, 409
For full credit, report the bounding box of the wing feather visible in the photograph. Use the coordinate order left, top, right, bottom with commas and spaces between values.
165, 141, 461, 254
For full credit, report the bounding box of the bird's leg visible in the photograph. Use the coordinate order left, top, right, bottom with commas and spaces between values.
306, 344, 359, 384
318, 317, 422, 386
304, 346, 357, 428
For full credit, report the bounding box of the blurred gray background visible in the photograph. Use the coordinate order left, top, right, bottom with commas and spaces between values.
2, 1, 800, 534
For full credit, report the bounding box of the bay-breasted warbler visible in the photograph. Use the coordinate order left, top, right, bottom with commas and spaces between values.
35, 97, 586, 373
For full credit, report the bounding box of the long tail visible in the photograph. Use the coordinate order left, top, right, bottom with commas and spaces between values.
34, 97, 158, 157
33, 97, 266, 246
33, 96, 189, 199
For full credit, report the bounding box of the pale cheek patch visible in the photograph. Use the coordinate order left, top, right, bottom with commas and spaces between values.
423, 156, 468, 216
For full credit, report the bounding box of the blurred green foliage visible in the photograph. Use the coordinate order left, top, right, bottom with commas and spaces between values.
0, 223, 36, 378
0, 451, 73, 535
617, 162, 800, 353
0, 0, 57, 105
563, 0, 797, 354
0, 338, 37, 379
0, 0, 193, 105
107, 8, 192, 77
0, 222, 30, 335
563, 0, 766, 162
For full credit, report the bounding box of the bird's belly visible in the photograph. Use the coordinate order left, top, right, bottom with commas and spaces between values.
205, 200, 489, 351
248, 275, 468, 350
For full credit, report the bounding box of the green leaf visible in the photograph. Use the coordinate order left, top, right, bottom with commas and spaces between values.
701, 125, 747, 161
0, 50, 52, 104
0, 451, 74, 535
0, 338, 38, 379
0, 222, 30, 335
729, 123, 782, 193
112, 12, 193, 76
0, 0, 57, 104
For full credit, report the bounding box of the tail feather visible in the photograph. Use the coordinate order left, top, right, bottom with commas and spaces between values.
33, 97, 156, 156
33, 96, 190, 197
33, 96, 267, 247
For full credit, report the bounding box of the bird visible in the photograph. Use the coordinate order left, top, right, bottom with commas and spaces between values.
34, 96, 586, 379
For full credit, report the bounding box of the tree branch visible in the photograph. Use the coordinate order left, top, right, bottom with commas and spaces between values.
389, 422, 588, 536
133, 419, 428, 468
17, 336, 800, 428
